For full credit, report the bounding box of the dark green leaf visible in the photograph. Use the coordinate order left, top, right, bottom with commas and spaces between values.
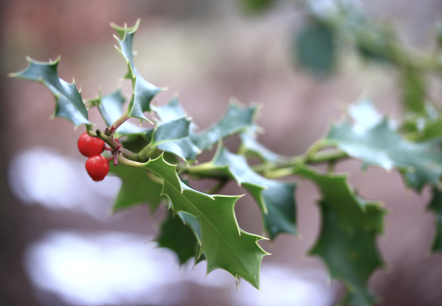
237, 0, 275, 14
295, 166, 385, 232
178, 211, 202, 244
400, 105, 442, 142
326, 119, 442, 191
120, 134, 150, 153
191, 101, 258, 151
315, 201, 381, 306
10, 57, 90, 127
88, 89, 151, 137
401, 67, 426, 114
109, 162, 164, 213
208, 145, 297, 240
112, 20, 163, 122
142, 155, 268, 289
150, 117, 201, 161
156, 209, 199, 265
294, 21, 336, 75
295, 165, 385, 306
428, 187, 442, 253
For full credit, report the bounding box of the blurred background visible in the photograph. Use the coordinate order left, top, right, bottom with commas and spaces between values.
1, 0, 442, 305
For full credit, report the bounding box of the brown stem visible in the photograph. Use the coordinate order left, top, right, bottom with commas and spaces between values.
94, 129, 142, 161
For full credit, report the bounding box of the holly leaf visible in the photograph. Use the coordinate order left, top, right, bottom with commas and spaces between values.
315, 201, 382, 306
108, 162, 164, 213
401, 67, 426, 114
142, 155, 268, 289
400, 105, 442, 142
237, 0, 275, 14
153, 95, 188, 123
191, 101, 258, 151
112, 20, 163, 122
347, 99, 382, 133
295, 165, 385, 306
88, 89, 151, 137
428, 187, 442, 253
178, 211, 202, 244
206, 145, 297, 239
156, 209, 199, 265
120, 134, 150, 153
10, 57, 90, 127
295, 166, 385, 233
293, 20, 336, 75
239, 128, 289, 163
325, 119, 442, 191
149, 117, 201, 161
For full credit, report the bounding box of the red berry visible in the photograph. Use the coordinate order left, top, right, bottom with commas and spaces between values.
85, 155, 110, 182
77, 132, 105, 157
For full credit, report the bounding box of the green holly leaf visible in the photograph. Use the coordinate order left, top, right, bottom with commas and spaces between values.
293, 20, 336, 75
191, 101, 258, 151
205, 145, 297, 240
295, 165, 385, 306
403, 117, 442, 142
325, 119, 442, 191
10, 57, 90, 127
156, 209, 199, 265
400, 105, 442, 142
112, 20, 163, 122
295, 166, 385, 232
153, 95, 188, 123
401, 67, 426, 114
109, 162, 164, 213
428, 187, 442, 253
347, 99, 381, 132
142, 155, 268, 288
178, 209, 205, 262
239, 128, 289, 163
88, 89, 151, 137
237, 0, 275, 14
315, 201, 381, 306
120, 134, 150, 153
149, 117, 201, 161
178, 211, 202, 244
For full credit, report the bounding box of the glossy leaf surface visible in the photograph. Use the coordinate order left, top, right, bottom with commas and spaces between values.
112, 20, 162, 122
150, 117, 201, 161
142, 155, 268, 288
156, 209, 199, 265
109, 162, 164, 213
326, 119, 442, 191
153, 95, 188, 123
207, 145, 297, 239
191, 101, 258, 151
10, 58, 90, 127
295, 166, 385, 306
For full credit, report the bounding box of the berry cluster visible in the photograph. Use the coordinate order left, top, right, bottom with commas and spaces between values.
77, 132, 109, 181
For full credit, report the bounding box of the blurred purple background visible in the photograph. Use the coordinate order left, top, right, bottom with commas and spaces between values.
1, 1, 442, 305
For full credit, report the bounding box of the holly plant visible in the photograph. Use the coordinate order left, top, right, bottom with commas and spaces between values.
9, 12, 442, 306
